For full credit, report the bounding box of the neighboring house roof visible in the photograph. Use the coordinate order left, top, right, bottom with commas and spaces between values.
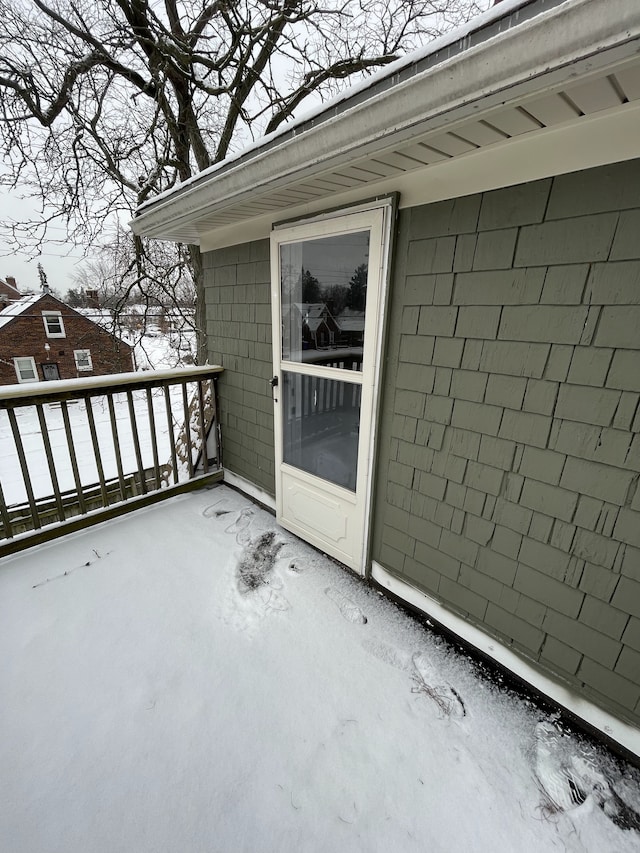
132, 0, 640, 247
337, 311, 365, 333
287, 303, 363, 334
292, 303, 336, 334
0, 294, 42, 329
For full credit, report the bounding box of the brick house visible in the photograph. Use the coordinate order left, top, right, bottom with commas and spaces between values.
132, 0, 640, 755
0, 291, 135, 385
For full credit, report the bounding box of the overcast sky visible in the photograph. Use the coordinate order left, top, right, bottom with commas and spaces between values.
0, 183, 89, 294
0, 1, 494, 296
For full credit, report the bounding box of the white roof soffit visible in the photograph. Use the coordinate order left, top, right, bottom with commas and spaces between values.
131, 0, 640, 246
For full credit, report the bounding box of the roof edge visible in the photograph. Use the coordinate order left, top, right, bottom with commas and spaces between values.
132, 0, 640, 241
134, 0, 543, 217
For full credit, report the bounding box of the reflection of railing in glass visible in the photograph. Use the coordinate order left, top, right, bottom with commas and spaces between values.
300, 349, 363, 369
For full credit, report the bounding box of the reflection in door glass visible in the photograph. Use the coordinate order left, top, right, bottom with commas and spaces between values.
282, 372, 361, 492
280, 231, 369, 368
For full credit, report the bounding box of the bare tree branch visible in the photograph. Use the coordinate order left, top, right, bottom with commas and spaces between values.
0, 0, 489, 361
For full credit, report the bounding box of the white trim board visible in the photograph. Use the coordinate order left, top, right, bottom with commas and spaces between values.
371, 560, 640, 759
222, 469, 276, 512
198, 99, 640, 253
133, 0, 640, 246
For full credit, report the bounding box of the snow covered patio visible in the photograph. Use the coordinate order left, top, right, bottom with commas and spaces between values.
1, 484, 639, 852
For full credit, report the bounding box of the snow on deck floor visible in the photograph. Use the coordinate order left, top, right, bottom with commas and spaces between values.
1, 485, 639, 853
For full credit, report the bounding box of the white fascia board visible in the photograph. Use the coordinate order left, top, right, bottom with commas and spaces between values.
131, 0, 640, 242
198, 98, 640, 251
134, 0, 533, 217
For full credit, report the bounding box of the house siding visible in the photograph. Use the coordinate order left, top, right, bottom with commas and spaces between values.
203, 239, 275, 495
372, 159, 640, 727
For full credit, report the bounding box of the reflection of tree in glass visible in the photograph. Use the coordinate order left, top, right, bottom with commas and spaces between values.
302, 268, 322, 302
324, 284, 349, 315
347, 264, 368, 312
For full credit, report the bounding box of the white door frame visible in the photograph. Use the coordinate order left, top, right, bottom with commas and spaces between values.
270, 200, 393, 574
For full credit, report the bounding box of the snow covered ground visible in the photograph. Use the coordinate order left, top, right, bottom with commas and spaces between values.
1, 485, 638, 852
132, 324, 195, 372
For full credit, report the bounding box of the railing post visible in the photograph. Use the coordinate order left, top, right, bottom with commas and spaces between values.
0, 480, 14, 540
126, 389, 147, 495
182, 381, 195, 480
85, 395, 109, 508
145, 387, 162, 490
163, 384, 179, 485
197, 379, 208, 475
8, 408, 41, 531
61, 401, 87, 515
36, 403, 66, 524
107, 392, 128, 502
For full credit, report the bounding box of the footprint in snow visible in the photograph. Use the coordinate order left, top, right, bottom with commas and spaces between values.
218, 531, 290, 636
226, 506, 254, 537
236, 531, 285, 596
202, 501, 229, 518
325, 587, 367, 624
411, 652, 466, 719
533, 721, 640, 832
361, 639, 413, 672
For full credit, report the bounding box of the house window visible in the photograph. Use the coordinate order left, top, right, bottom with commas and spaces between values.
13, 357, 38, 383
42, 311, 65, 338
74, 349, 93, 371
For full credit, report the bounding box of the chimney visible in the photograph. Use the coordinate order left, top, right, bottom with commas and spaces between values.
6, 276, 17, 289
85, 289, 100, 308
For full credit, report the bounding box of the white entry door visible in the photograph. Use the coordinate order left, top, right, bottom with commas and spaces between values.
270, 204, 392, 574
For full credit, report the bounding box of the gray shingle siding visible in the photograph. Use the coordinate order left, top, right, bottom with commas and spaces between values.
373, 159, 640, 727
203, 239, 275, 496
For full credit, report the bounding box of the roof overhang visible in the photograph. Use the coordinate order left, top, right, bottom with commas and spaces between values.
131, 0, 640, 250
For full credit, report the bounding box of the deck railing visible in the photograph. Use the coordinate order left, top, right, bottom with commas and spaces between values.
0, 366, 223, 557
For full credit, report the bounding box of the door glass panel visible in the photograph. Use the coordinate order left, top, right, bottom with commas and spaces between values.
280, 231, 369, 369
282, 372, 361, 492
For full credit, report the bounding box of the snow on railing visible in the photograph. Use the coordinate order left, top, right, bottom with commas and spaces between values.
0, 366, 223, 556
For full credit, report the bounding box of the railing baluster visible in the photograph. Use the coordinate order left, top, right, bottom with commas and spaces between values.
84, 395, 109, 507
0, 479, 14, 540
107, 392, 128, 502
197, 380, 209, 474
61, 401, 87, 515
182, 381, 194, 479
36, 403, 66, 523
126, 389, 147, 494
210, 377, 221, 468
0, 366, 223, 555
8, 408, 41, 531
163, 384, 179, 485
146, 388, 161, 489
